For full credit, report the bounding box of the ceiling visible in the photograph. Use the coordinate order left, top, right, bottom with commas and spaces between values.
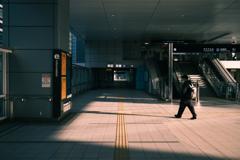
70, 0, 240, 44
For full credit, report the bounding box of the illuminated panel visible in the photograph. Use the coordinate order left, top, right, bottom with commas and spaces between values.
61, 52, 67, 75
61, 77, 67, 100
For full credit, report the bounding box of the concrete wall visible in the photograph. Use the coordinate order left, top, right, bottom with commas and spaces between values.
85, 41, 144, 68
3, 0, 70, 120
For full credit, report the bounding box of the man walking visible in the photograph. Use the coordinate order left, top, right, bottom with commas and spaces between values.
175, 74, 197, 119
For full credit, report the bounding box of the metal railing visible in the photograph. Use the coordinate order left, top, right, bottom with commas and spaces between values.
173, 62, 183, 96
9, 96, 53, 121
201, 62, 226, 96
192, 53, 239, 100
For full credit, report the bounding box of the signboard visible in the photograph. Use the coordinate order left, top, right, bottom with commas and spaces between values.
63, 101, 71, 113
61, 52, 67, 75
42, 74, 51, 88
173, 44, 240, 53
61, 77, 67, 100
53, 50, 72, 118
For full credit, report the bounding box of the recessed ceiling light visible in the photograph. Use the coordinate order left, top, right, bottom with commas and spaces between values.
145, 42, 149, 45
181, 15, 185, 17
112, 14, 115, 17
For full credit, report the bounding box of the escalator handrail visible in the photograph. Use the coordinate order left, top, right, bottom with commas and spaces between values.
173, 62, 182, 94
211, 57, 237, 96
202, 61, 224, 96
212, 58, 236, 83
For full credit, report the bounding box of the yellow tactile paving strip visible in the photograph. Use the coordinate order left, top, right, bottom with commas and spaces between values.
114, 89, 130, 160
114, 111, 240, 114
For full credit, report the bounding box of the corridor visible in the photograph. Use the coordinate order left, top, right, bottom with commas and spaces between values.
0, 89, 240, 160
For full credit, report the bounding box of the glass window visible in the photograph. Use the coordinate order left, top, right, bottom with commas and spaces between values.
0, 99, 3, 117
69, 31, 85, 64
0, 1, 3, 45
0, 52, 3, 118
0, 52, 2, 95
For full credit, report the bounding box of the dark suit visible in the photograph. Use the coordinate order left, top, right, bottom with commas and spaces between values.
176, 80, 197, 118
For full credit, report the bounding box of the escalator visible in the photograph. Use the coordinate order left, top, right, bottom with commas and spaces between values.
200, 57, 237, 99
203, 58, 225, 82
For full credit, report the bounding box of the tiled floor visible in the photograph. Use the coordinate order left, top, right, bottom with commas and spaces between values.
0, 88, 240, 160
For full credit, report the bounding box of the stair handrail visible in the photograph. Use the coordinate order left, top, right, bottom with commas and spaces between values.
173, 62, 182, 95
195, 54, 225, 96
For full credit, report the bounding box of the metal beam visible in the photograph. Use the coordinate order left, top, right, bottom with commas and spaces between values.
168, 43, 173, 101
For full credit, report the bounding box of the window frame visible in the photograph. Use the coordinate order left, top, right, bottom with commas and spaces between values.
0, 47, 12, 121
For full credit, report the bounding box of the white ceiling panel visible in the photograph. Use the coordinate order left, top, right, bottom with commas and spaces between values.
157, 2, 232, 9
70, 0, 102, 3
160, 0, 236, 2
155, 8, 223, 15
103, 0, 159, 3
70, 3, 103, 8
105, 8, 154, 14
227, 1, 240, 8
220, 9, 240, 14
70, 0, 240, 43
103, 3, 158, 9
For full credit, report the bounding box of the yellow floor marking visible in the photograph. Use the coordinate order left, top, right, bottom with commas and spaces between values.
117, 111, 240, 114
114, 89, 130, 160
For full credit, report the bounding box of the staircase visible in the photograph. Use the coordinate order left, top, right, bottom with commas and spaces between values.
177, 62, 217, 97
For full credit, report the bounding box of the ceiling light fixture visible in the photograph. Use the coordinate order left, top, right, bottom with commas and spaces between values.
145, 42, 149, 45
181, 15, 185, 17
112, 14, 115, 17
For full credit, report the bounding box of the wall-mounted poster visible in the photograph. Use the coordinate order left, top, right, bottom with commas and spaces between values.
42, 74, 51, 88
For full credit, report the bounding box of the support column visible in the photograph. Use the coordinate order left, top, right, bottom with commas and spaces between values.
168, 43, 173, 101
3, 0, 70, 120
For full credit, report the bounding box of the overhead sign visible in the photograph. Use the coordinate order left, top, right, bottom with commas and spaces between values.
173, 44, 240, 53
106, 68, 112, 71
